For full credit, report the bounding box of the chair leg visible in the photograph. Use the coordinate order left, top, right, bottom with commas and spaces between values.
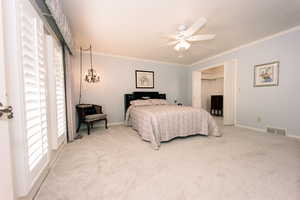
87, 123, 90, 135
105, 119, 108, 129
76, 122, 81, 132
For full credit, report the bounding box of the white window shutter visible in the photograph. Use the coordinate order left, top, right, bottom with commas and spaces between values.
19, 0, 48, 177
54, 43, 66, 139
47, 36, 67, 149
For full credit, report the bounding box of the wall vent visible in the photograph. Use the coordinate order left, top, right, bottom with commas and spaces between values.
266, 127, 287, 136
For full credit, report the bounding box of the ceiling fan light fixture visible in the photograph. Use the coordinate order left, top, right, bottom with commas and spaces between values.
174, 40, 191, 51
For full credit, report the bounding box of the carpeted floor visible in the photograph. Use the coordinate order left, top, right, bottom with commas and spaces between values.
36, 120, 300, 200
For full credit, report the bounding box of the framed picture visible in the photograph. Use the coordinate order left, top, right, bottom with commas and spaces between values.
135, 70, 154, 89
254, 61, 279, 87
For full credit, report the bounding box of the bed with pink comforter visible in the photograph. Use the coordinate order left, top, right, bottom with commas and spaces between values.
125, 104, 221, 149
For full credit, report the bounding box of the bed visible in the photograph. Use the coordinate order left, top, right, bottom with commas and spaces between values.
124, 92, 221, 149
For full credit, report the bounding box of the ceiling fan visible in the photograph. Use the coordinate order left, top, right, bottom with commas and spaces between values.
165, 17, 215, 53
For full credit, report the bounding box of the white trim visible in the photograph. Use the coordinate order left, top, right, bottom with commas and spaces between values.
193, 60, 238, 126
235, 124, 266, 132
76, 25, 300, 67
108, 122, 124, 126
192, 70, 202, 108
78, 121, 124, 131
20, 141, 66, 200
0, 0, 15, 199
95, 121, 124, 127
190, 25, 300, 66
193, 62, 225, 72
236, 124, 300, 140
4, 0, 32, 195
78, 50, 188, 67
233, 59, 238, 126
287, 134, 300, 140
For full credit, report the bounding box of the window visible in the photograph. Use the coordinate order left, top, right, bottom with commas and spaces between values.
54, 43, 66, 139
19, 0, 48, 175
7, 0, 67, 196
47, 36, 67, 149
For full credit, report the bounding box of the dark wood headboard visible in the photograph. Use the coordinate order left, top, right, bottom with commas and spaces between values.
124, 92, 166, 114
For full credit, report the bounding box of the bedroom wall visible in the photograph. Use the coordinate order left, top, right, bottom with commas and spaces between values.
187, 27, 300, 137
71, 53, 188, 124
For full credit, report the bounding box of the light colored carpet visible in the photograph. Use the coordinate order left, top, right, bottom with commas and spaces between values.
36, 120, 300, 200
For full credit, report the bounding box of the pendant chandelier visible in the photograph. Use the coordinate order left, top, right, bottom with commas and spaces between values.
80, 45, 100, 83
79, 45, 100, 104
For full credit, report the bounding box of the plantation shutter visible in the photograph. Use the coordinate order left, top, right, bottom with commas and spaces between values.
19, 0, 48, 176
47, 35, 67, 149
54, 43, 66, 139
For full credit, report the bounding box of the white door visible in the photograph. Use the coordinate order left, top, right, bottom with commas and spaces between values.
3, 0, 51, 196
0, 0, 15, 199
223, 59, 237, 125
192, 71, 202, 108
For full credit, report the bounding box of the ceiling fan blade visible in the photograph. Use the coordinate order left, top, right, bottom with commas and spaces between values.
183, 17, 207, 37
174, 42, 181, 50
191, 44, 215, 50
187, 34, 215, 42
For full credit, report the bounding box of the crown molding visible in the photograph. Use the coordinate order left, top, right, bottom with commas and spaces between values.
75, 25, 300, 68
190, 25, 300, 67
76, 50, 188, 67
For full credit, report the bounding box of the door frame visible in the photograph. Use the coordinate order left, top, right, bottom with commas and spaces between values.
0, 0, 16, 199
3, 0, 33, 196
192, 59, 238, 125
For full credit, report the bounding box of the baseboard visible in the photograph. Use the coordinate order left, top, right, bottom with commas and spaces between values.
78, 121, 125, 131
287, 134, 300, 140
20, 141, 66, 200
96, 121, 124, 127
236, 124, 300, 140
235, 124, 266, 132
108, 121, 124, 126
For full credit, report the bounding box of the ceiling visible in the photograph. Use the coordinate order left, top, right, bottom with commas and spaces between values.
62, 0, 300, 65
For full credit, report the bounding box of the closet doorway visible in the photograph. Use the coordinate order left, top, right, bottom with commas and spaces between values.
201, 65, 224, 117
192, 59, 237, 125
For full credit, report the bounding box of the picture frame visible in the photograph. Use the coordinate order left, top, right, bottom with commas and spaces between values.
135, 70, 154, 89
254, 61, 279, 87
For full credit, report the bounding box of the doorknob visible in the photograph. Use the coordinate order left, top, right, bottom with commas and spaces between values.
0, 102, 13, 120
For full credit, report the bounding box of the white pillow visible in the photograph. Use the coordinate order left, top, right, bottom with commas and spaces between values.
130, 99, 152, 106
150, 99, 168, 105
